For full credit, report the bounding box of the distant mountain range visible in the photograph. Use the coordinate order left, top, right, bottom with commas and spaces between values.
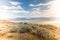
11, 17, 57, 22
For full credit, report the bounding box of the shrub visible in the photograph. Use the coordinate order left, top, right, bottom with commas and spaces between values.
3, 22, 57, 40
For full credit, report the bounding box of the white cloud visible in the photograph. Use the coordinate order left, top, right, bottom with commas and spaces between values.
0, 1, 29, 19
29, 8, 42, 18
1, 0, 60, 20
44, 0, 60, 17
29, 2, 51, 6
9, 6, 23, 10
8, 5, 29, 14
10, 10, 29, 14
9, 1, 22, 6
0, 9, 15, 19
29, 1, 53, 17
0, 2, 29, 14
0, 5, 9, 9
29, 0, 60, 17
29, 4, 35, 6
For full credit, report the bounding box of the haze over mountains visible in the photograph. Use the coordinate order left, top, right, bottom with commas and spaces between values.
10, 17, 60, 24
9, 17, 60, 27
11, 17, 52, 22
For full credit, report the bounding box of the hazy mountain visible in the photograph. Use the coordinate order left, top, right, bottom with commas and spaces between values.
11, 17, 54, 22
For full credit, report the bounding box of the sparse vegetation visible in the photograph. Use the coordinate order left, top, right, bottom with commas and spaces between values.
18, 23, 57, 40
0, 21, 58, 40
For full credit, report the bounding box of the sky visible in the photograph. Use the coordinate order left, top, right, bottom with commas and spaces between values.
0, 0, 60, 22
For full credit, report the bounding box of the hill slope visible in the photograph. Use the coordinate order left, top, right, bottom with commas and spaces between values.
0, 20, 58, 40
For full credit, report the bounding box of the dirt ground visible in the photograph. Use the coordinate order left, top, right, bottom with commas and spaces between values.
0, 33, 39, 40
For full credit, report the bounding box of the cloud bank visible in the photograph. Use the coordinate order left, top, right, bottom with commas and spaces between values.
29, 0, 60, 17
0, 0, 60, 21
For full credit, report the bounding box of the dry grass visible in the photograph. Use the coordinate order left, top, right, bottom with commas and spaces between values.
0, 21, 58, 40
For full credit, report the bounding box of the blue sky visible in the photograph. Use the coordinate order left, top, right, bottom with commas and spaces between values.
0, 0, 60, 21
11, 0, 50, 10
13, 0, 50, 17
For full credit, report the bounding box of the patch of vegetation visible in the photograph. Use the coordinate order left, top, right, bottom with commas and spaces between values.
17, 23, 57, 40
0, 22, 57, 40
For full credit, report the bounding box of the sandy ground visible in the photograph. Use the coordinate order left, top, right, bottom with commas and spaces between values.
0, 20, 60, 40
0, 33, 39, 40
55, 28, 60, 40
